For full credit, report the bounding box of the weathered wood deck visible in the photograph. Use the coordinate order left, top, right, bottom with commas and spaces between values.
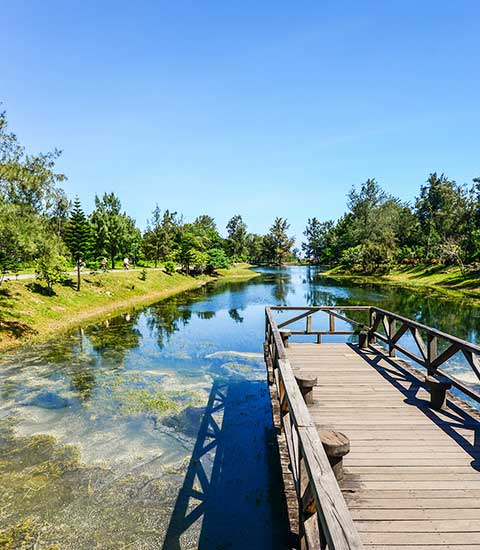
287, 342, 480, 549
265, 306, 480, 549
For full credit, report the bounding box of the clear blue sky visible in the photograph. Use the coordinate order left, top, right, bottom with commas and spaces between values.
1, 1, 479, 242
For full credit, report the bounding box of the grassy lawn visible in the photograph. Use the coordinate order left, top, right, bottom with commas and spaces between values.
0, 265, 260, 351
323, 264, 480, 300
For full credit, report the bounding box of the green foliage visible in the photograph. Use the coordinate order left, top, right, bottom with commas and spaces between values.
143, 207, 181, 267
164, 260, 176, 275
139, 268, 147, 281
35, 253, 68, 295
226, 214, 247, 259
64, 196, 92, 290
206, 247, 230, 273
263, 217, 295, 265
90, 192, 139, 269
0, 109, 69, 280
302, 217, 335, 264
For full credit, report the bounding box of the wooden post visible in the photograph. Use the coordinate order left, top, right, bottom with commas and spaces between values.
425, 375, 452, 410
320, 431, 350, 481
369, 309, 377, 344
295, 375, 317, 405
427, 334, 438, 375
358, 330, 369, 350
280, 330, 291, 348
389, 317, 397, 357
306, 315, 312, 333
329, 313, 335, 333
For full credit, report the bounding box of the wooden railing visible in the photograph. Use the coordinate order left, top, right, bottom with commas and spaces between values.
266, 305, 480, 548
265, 307, 364, 550
368, 306, 480, 403
271, 305, 480, 404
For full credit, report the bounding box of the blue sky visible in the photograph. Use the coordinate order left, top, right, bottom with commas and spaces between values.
1, 1, 479, 242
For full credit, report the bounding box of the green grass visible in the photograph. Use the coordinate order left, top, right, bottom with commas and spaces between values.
323, 264, 480, 300
0, 265, 259, 351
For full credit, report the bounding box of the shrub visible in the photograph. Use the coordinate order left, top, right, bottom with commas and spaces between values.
206, 248, 230, 273
164, 260, 176, 275
35, 255, 68, 295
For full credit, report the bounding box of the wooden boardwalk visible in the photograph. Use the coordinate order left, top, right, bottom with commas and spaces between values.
265, 306, 480, 549
286, 342, 480, 549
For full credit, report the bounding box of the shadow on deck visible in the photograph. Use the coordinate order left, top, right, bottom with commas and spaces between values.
351, 344, 480, 469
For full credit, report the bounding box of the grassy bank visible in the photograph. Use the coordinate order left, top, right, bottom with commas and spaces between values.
323, 264, 480, 300
0, 264, 260, 351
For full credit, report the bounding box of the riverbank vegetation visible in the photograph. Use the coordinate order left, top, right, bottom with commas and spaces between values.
0, 265, 259, 351
302, 176, 480, 280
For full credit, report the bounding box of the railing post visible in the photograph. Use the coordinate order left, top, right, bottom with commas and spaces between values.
389, 317, 397, 357
427, 334, 438, 375
306, 315, 312, 334
369, 308, 377, 344
329, 313, 335, 333
280, 330, 291, 348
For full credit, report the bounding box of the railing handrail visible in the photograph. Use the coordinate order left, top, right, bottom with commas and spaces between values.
265, 306, 364, 550
371, 306, 480, 354
269, 305, 480, 401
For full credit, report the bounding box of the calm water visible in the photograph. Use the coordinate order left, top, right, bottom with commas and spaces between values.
1, 266, 479, 548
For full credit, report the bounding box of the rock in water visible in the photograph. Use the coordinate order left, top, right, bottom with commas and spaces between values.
25, 391, 70, 409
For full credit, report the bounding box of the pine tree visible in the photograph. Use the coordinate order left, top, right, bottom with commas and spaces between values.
64, 197, 92, 290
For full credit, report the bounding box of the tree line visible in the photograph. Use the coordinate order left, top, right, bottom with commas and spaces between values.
302, 175, 480, 274
0, 110, 296, 291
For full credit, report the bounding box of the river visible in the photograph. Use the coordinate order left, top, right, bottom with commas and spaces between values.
1, 266, 479, 548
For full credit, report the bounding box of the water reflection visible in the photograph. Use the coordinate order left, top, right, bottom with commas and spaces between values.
1, 266, 480, 547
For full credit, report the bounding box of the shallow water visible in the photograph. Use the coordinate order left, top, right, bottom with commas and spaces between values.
1, 266, 479, 548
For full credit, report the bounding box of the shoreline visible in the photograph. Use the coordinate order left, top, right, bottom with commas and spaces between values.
0, 265, 260, 353
321, 265, 480, 302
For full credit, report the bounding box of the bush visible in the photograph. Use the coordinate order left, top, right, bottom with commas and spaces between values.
139, 268, 147, 281
206, 248, 230, 273
340, 245, 364, 270
164, 260, 176, 275
35, 254, 68, 294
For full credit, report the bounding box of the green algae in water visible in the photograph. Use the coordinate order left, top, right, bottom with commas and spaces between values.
0, 419, 198, 549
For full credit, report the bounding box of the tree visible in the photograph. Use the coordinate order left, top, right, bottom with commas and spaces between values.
64, 197, 92, 290
143, 205, 163, 267
226, 215, 247, 259
90, 192, 135, 269
415, 173, 468, 260
266, 217, 295, 265
0, 108, 69, 273
206, 248, 230, 273
302, 218, 335, 264
245, 233, 265, 264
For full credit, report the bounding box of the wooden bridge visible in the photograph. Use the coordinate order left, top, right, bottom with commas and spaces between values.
264, 306, 480, 550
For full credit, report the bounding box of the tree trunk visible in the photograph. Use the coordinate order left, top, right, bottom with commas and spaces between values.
111, 254, 115, 270
77, 260, 81, 291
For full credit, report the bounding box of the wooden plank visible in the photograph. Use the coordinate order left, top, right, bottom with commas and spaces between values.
364, 546, 480, 550
351, 508, 480, 520
356, 519, 480, 532
342, 484, 480, 493
344, 498, 480, 509
361, 532, 480, 545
